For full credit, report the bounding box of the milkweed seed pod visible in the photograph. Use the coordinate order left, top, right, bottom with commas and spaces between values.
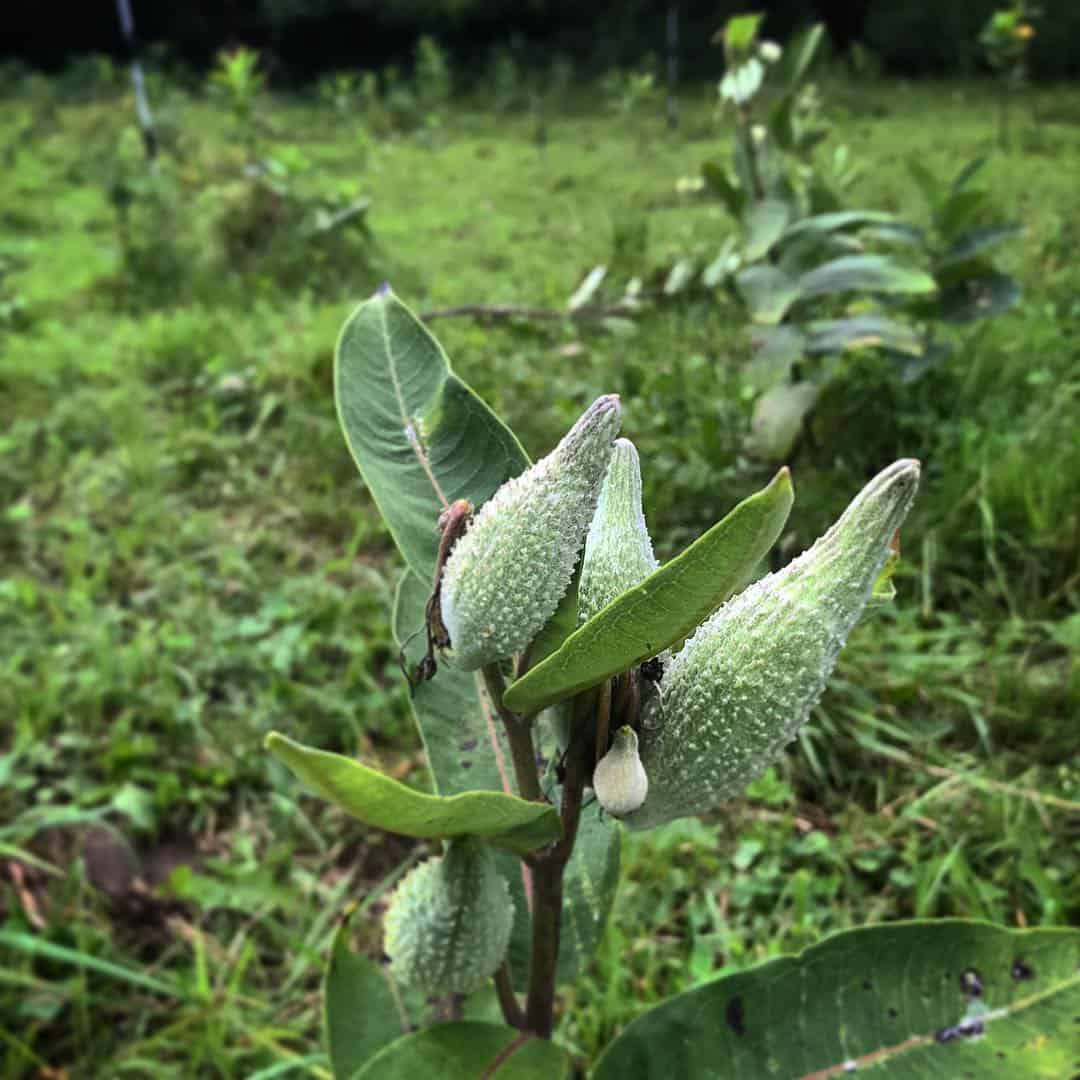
593, 726, 649, 817
625, 459, 920, 830
383, 836, 513, 994
441, 395, 621, 670
578, 438, 659, 623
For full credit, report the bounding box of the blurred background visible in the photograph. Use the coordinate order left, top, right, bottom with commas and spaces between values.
1, 1, 1078, 1076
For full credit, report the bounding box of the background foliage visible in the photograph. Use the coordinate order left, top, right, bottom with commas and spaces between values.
1, 27, 1079, 1079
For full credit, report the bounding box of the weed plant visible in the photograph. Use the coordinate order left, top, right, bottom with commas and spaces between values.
0, 66, 1077, 1076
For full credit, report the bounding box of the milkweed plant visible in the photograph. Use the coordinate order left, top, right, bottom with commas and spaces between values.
264, 289, 1080, 1078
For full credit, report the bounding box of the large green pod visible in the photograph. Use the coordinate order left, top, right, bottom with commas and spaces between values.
625, 459, 919, 830
441, 395, 621, 670
383, 836, 513, 994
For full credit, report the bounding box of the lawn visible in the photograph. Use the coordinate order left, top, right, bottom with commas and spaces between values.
1, 68, 1078, 1077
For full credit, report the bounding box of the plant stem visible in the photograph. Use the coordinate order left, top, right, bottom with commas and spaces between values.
481, 663, 542, 803
494, 961, 525, 1029
524, 707, 590, 1036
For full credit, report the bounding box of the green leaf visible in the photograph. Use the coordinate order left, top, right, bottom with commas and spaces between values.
746, 381, 820, 461
593, 920, 1080, 1080
503, 469, 794, 713
557, 802, 621, 977
723, 13, 765, 55
325, 922, 403, 1079
393, 569, 514, 798
937, 271, 1021, 324
735, 265, 800, 324
353, 1022, 571, 1080
743, 198, 790, 261
265, 733, 560, 856
805, 315, 923, 357
335, 289, 529, 584
937, 223, 1019, 269
746, 325, 805, 391
799, 255, 936, 300
702, 160, 746, 219
781, 209, 904, 241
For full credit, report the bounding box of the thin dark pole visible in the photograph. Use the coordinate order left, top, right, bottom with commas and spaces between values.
115, 0, 158, 161
666, 4, 679, 130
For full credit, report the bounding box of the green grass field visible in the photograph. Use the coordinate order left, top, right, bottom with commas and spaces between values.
1, 71, 1078, 1076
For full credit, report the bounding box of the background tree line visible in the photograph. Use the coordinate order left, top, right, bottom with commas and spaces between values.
5, 0, 1080, 82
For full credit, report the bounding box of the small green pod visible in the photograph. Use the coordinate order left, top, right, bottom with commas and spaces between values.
625, 459, 920, 830
593, 726, 649, 818
383, 836, 513, 995
441, 395, 621, 670
578, 438, 659, 624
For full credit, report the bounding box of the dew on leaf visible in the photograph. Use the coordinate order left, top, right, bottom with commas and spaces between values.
1010, 958, 1034, 982
960, 968, 983, 997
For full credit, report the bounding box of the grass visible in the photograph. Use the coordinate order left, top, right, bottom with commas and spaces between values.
1, 67, 1079, 1076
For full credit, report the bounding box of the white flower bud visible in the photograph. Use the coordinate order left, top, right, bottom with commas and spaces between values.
440, 396, 621, 670
625, 459, 920, 830
593, 726, 649, 817
579, 438, 658, 623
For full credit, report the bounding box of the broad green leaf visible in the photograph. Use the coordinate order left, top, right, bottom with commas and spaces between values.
781, 209, 903, 241
503, 469, 794, 713
806, 315, 923, 357
743, 198, 790, 261
557, 801, 621, 977
335, 289, 529, 584
353, 1022, 571, 1080
937, 271, 1021, 324
746, 381, 820, 461
325, 922, 403, 1079
265, 733, 559, 856
593, 920, 1080, 1080
799, 255, 936, 300
735, 265, 800, 324
780, 22, 825, 90
937, 223, 1019, 269
393, 569, 515, 798
723, 13, 765, 55
702, 160, 746, 218
746, 325, 805, 391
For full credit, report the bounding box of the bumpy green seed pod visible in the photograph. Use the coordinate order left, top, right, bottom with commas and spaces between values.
578, 438, 659, 623
383, 836, 513, 994
625, 459, 919, 831
441, 395, 621, 670
593, 726, 649, 817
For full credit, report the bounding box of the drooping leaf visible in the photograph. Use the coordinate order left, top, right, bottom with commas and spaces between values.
335, 289, 529, 584
593, 920, 1080, 1080
743, 198, 791, 261
325, 921, 404, 1079
799, 255, 936, 300
265, 733, 560, 856
503, 469, 794, 713
806, 315, 923, 357
746, 381, 820, 461
735, 265, 800, 324
353, 1022, 571, 1080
